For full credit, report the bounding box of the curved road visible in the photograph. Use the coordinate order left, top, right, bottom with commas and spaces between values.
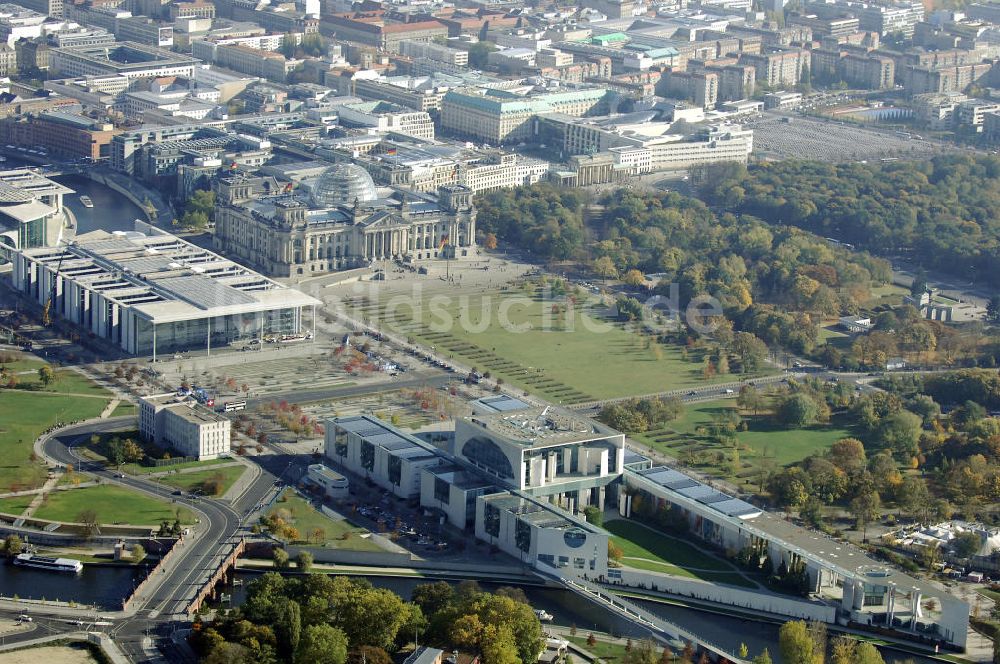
13, 418, 283, 662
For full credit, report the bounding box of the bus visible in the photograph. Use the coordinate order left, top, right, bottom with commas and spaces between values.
221, 400, 246, 413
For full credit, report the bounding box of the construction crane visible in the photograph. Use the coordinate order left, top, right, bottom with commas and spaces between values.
41, 242, 71, 326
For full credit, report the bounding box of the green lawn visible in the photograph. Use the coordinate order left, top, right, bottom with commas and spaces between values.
32, 484, 194, 525
158, 465, 246, 497
0, 494, 34, 515
605, 519, 757, 588
633, 400, 852, 483
123, 457, 230, 475
817, 325, 848, 342
355, 289, 771, 402
4, 358, 112, 397
110, 402, 137, 418
0, 390, 110, 492
566, 635, 630, 662
266, 490, 382, 551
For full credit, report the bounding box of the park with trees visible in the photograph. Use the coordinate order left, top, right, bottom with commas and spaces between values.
191, 576, 544, 664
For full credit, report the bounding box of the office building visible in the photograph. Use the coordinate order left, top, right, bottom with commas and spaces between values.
957, 98, 1000, 129
0, 111, 116, 160
451, 404, 625, 510
334, 100, 434, 140
912, 91, 966, 129
48, 27, 116, 48
398, 39, 468, 66
115, 16, 173, 47
49, 42, 197, 87
420, 463, 497, 529
110, 124, 221, 174
0, 3, 45, 46
325, 415, 441, 500
193, 41, 295, 82
319, 11, 448, 53
659, 70, 719, 109
441, 86, 610, 144
11, 0, 61, 18
622, 465, 968, 650
739, 48, 809, 87
858, 2, 925, 37
139, 393, 231, 460
0, 168, 71, 254
213, 168, 476, 277
10, 227, 322, 355
305, 463, 349, 499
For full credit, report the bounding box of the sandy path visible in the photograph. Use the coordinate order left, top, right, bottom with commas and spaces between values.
0, 645, 97, 664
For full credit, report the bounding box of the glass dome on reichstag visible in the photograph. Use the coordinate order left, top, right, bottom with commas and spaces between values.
311, 163, 378, 207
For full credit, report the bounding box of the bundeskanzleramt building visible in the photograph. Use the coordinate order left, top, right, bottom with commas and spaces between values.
323, 411, 611, 574
10, 227, 321, 356
139, 393, 231, 460
622, 465, 969, 649
325, 415, 441, 500
213, 165, 476, 277
452, 401, 626, 513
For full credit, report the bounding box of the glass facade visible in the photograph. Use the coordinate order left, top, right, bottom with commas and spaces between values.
434, 477, 450, 504
311, 164, 378, 207
18, 217, 46, 249
515, 519, 532, 553
484, 502, 500, 537
360, 440, 375, 472
388, 455, 402, 485
135, 307, 301, 355
462, 437, 514, 479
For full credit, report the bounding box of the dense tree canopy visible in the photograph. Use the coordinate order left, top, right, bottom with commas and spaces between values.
700, 155, 1000, 287
193, 576, 542, 664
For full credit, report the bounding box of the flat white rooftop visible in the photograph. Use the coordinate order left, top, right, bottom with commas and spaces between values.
19, 228, 320, 324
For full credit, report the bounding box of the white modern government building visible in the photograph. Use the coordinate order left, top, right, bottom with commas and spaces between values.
9, 226, 321, 356
324, 395, 970, 651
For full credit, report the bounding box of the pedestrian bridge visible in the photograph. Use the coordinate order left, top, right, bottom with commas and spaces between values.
540, 569, 749, 664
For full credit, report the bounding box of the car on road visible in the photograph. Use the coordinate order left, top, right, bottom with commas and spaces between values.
17, 615, 32, 622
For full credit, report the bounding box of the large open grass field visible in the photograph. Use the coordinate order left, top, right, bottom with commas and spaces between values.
267, 491, 382, 551
32, 484, 194, 525
350, 288, 770, 403
158, 465, 246, 497
0, 355, 119, 492
633, 399, 852, 483
605, 519, 757, 588
0, 390, 108, 492
3, 358, 111, 397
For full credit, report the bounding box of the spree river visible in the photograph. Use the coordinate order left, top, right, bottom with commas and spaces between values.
0, 560, 148, 609
55, 174, 146, 235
